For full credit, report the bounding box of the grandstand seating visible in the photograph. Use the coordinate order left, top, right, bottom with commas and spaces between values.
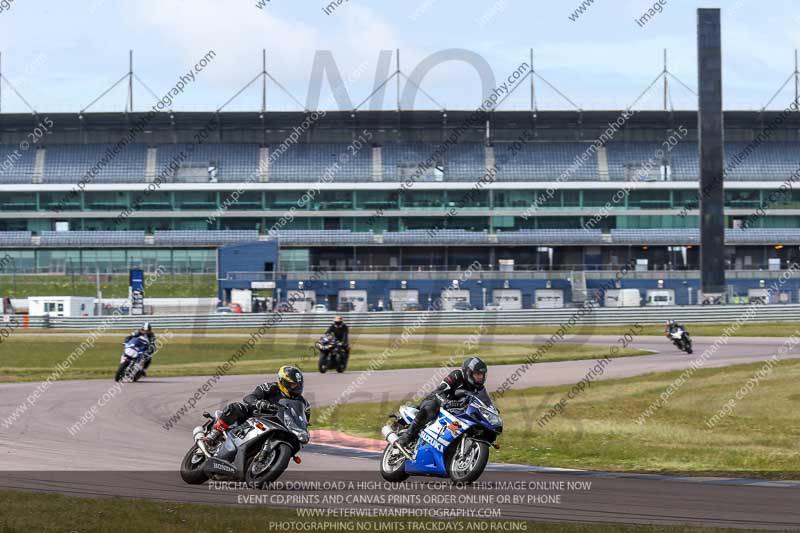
495, 229, 603, 244
154, 230, 259, 246
2, 141, 800, 184
494, 142, 599, 181
4, 228, 800, 248
724, 142, 800, 181
274, 230, 375, 245
0, 145, 38, 183
0, 231, 32, 246
269, 143, 372, 182
725, 228, 800, 244
39, 231, 146, 246
156, 143, 259, 182
384, 229, 489, 245
611, 229, 700, 244
42, 144, 148, 183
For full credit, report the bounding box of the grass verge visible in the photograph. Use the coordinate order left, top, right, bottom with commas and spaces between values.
0, 490, 758, 533
0, 335, 645, 382
317, 360, 800, 480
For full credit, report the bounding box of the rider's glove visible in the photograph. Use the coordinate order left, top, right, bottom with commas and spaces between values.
255, 400, 272, 411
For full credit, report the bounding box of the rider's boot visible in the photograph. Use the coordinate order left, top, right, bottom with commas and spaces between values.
396, 420, 422, 449
203, 419, 229, 446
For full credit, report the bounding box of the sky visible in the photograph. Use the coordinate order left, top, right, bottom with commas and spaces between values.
0, 0, 798, 113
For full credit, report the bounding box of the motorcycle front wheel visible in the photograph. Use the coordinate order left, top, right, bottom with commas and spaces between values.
380, 442, 409, 482
114, 360, 130, 382
318, 355, 328, 374
446, 437, 489, 484
180, 444, 209, 485
245, 442, 293, 486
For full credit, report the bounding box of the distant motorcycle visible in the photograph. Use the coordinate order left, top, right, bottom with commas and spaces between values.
316, 334, 348, 373
180, 399, 309, 487
380, 390, 502, 484
114, 336, 151, 382
667, 326, 693, 354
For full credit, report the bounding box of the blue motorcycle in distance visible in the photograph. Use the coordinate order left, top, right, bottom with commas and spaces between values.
114, 336, 151, 382
380, 389, 502, 484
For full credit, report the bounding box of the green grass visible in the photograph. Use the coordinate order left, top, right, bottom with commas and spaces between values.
0, 273, 216, 298
0, 490, 759, 533
317, 360, 800, 480
0, 334, 645, 382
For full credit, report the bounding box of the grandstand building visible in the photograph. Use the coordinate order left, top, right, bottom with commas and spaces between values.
1, 110, 799, 306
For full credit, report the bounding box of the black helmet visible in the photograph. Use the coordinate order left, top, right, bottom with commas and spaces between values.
142, 322, 152, 332
334, 316, 343, 326
462, 357, 487, 387
277, 365, 304, 398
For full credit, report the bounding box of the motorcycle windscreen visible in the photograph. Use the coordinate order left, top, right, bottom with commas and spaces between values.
472, 388, 496, 409
277, 398, 308, 432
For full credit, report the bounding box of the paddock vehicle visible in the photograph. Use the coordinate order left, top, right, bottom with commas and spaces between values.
180, 399, 309, 487
114, 336, 151, 382
667, 326, 693, 354
316, 334, 348, 373
380, 390, 502, 484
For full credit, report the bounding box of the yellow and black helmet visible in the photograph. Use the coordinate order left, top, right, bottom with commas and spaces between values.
277, 365, 304, 398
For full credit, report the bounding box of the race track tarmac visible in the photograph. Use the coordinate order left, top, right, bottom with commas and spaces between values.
0, 335, 798, 529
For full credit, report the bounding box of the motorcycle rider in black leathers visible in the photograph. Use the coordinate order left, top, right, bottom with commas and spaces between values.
396, 357, 488, 448
326, 316, 350, 356
665, 319, 686, 338
124, 322, 156, 374
204, 366, 311, 445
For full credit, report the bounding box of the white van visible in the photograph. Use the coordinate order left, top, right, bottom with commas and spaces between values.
604, 289, 641, 307
645, 289, 675, 306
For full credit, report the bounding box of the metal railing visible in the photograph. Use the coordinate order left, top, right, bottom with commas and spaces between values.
7, 303, 800, 330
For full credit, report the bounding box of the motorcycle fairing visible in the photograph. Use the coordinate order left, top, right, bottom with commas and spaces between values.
404, 408, 473, 476
399, 405, 418, 424
216, 417, 276, 476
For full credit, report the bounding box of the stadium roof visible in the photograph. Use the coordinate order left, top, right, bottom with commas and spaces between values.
1, 110, 800, 143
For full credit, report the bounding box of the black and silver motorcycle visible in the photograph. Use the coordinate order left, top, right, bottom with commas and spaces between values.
316, 334, 348, 373
180, 398, 309, 487
667, 325, 693, 354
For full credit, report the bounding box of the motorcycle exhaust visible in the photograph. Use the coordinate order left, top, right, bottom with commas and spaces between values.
382, 425, 413, 460
196, 439, 212, 458
381, 425, 396, 442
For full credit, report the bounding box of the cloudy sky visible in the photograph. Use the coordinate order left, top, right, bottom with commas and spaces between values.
0, 0, 797, 113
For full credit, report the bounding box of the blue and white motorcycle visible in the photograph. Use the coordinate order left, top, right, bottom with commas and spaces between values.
380, 390, 502, 483
114, 336, 151, 382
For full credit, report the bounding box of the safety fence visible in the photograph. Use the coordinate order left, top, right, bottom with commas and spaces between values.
5, 304, 800, 330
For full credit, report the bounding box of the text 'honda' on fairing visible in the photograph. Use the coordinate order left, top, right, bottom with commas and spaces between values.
180, 366, 310, 487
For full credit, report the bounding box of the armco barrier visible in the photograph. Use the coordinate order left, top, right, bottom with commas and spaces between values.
9, 304, 800, 330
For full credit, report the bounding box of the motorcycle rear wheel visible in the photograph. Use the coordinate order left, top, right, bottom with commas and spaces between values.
245, 442, 293, 486
180, 445, 209, 485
